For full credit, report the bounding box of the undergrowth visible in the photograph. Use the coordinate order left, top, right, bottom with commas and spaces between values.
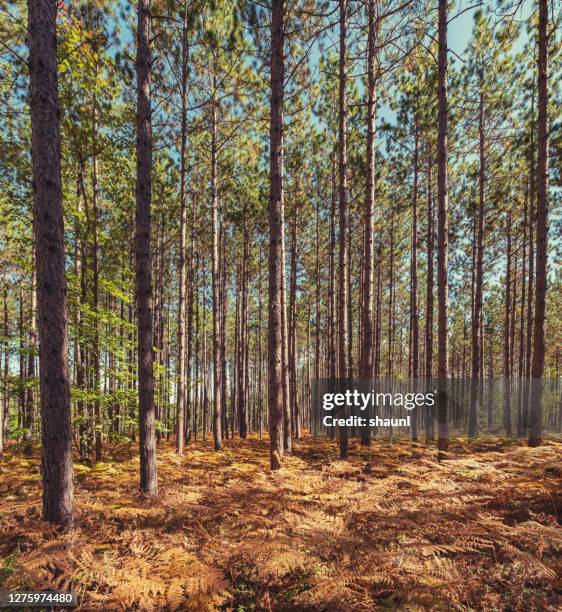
0, 435, 560, 610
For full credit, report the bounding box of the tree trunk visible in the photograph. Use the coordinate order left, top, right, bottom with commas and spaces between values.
18, 291, 25, 439
425, 152, 434, 440
469, 82, 486, 439
329, 155, 337, 380
186, 192, 197, 443
268, 0, 284, 470
176, 8, 189, 455
529, 0, 549, 447
76, 181, 89, 457
503, 213, 512, 436
92, 89, 102, 462
193, 255, 200, 439
289, 201, 299, 438
410, 126, 419, 442
201, 262, 209, 441
257, 252, 264, 436
0, 280, 8, 456
135, 0, 157, 496
238, 214, 249, 439
281, 211, 291, 452
347, 210, 353, 376
517, 190, 528, 437
387, 214, 394, 379
510, 244, 518, 379
28, 0, 74, 530
374, 243, 382, 379
211, 79, 222, 450
24, 264, 37, 456
436, 0, 449, 453
337, 0, 349, 460
220, 221, 229, 440
314, 194, 321, 427
232, 258, 240, 435
524, 125, 535, 433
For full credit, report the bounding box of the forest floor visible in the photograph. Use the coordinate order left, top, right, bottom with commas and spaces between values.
0, 435, 561, 611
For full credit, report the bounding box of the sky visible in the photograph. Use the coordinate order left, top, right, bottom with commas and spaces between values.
449, 0, 533, 57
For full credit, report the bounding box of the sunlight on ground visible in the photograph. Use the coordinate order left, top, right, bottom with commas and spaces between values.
1, 435, 561, 610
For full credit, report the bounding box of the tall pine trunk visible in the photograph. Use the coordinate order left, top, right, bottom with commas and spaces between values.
238, 214, 249, 439
92, 89, 101, 462
186, 192, 197, 443
436, 0, 450, 453
135, 0, 157, 496
517, 190, 528, 437
337, 0, 350, 460
469, 82, 485, 439
327, 156, 337, 443
281, 212, 291, 452
529, 0, 549, 447
268, 0, 284, 470
211, 79, 222, 450
314, 196, 321, 430
28, 0, 74, 530
289, 203, 299, 438
24, 264, 37, 456
0, 280, 7, 456
387, 214, 394, 379
220, 222, 229, 439
176, 7, 189, 455
425, 152, 434, 440
361, 2, 376, 400
410, 127, 419, 441
503, 213, 512, 436
257, 252, 264, 435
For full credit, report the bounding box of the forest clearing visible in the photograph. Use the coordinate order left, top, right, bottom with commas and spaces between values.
1, 435, 561, 610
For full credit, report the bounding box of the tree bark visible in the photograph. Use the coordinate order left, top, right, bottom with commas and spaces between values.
289, 201, 300, 438
232, 258, 240, 435
186, 192, 197, 443
92, 88, 101, 462
281, 209, 291, 452
374, 243, 382, 379
24, 264, 37, 456
220, 221, 229, 440
268, 0, 284, 470
18, 291, 25, 440
529, 0, 549, 447
192, 255, 200, 439
211, 77, 222, 450
176, 7, 189, 455
327, 155, 337, 441
469, 81, 486, 439
238, 213, 249, 439
314, 193, 321, 423
524, 121, 535, 433
257, 252, 264, 436
387, 214, 394, 379
425, 152, 434, 440
436, 0, 449, 453
135, 0, 157, 496
517, 189, 528, 437
28, 0, 74, 530
201, 261, 209, 440
0, 280, 8, 456
337, 0, 349, 460
503, 213, 512, 436
410, 126, 419, 442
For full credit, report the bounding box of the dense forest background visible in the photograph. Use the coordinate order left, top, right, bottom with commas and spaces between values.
1, 0, 560, 460
0, 0, 561, 609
